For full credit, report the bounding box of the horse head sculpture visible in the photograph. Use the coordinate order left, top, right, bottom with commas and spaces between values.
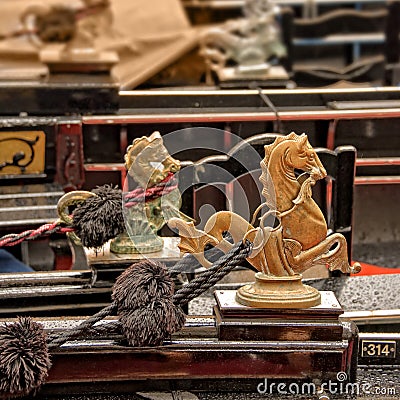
125, 131, 180, 189
116, 131, 185, 253
170, 133, 360, 308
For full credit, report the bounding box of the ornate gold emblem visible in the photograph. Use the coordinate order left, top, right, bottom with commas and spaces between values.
170, 133, 361, 308
0, 131, 45, 176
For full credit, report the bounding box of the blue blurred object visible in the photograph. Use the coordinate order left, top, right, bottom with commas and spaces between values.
0, 249, 34, 272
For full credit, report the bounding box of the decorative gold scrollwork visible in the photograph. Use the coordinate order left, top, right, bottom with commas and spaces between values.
0, 131, 45, 175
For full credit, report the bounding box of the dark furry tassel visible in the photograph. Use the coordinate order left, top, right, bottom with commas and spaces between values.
0, 317, 51, 398
112, 260, 186, 347
72, 185, 125, 248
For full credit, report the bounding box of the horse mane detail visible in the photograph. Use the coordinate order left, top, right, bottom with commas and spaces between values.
124, 131, 176, 188
263, 132, 304, 167
124, 131, 161, 172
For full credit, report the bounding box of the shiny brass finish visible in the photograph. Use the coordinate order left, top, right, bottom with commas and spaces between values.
82, 107, 400, 124
57, 190, 97, 244
171, 133, 360, 308
124, 131, 181, 188
55, 132, 186, 253
113, 131, 183, 254
236, 273, 321, 308
119, 87, 400, 95
168, 220, 220, 268
109, 231, 155, 254
57, 190, 97, 226
85, 86, 400, 124
0, 131, 45, 176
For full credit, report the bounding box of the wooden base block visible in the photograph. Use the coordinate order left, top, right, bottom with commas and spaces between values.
217, 65, 293, 88
214, 290, 344, 342
85, 237, 181, 269
40, 49, 119, 73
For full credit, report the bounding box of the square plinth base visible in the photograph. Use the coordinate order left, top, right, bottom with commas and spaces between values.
217, 65, 293, 88
85, 237, 181, 269
84, 237, 183, 290
214, 290, 345, 342
40, 50, 119, 73
213, 290, 358, 383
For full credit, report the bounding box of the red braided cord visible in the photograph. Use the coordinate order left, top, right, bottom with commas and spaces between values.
0, 222, 73, 247
0, 173, 177, 247
125, 172, 174, 199
124, 172, 178, 208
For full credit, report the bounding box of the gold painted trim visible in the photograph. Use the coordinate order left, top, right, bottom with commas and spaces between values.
0, 131, 45, 175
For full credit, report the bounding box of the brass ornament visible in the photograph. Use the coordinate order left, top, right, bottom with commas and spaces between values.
171, 133, 361, 309
236, 273, 321, 309
57, 190, 97, 245
112, 131, 189, 254
56, 132, 190, 254
124, 131, 180, 188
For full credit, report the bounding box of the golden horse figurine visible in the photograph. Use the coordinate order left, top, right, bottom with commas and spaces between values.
170, 133, 360, 308
113, 131, 187, 253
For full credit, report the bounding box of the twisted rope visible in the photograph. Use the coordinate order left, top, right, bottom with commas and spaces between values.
124, 173, 178, 208
0, 175, 177, 247
169, 253, 202, 278
46, 240, 252, 348
48, 303, 117, 350
173, 240, 252, 306
0, 222, 73, 247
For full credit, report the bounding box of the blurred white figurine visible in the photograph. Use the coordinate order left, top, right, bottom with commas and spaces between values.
200, 0, 287, 82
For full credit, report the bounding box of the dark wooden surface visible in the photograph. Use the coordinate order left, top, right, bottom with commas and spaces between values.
0, 74, 119, 116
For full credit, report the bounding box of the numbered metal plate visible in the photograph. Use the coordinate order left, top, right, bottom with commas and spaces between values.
361, 340, 396, 359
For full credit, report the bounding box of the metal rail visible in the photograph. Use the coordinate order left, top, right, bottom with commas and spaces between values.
182, 0, 386, 8
82, 108, 400, 124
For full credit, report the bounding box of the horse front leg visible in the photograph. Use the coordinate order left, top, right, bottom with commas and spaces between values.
284, 233, 361, 274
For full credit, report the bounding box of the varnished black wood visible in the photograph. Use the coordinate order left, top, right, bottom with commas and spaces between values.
0, 74, 119, 116
384, 1, 400, 85
292, 9, 387, 39
317, 146, 356, 263
280, 7, 388, 85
